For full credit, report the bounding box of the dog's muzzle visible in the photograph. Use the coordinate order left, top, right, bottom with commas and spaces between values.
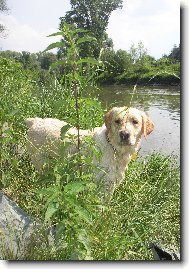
119, 130, 130, 144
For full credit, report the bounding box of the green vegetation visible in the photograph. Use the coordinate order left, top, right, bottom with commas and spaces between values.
0, 150, 180, 260
0, 0, 180, 86
92, 153, 180, 260
0, 23, 180, 260
59, 0, 122, 58
98, 42, 180, 85
0, 0, 9, 37
0, 0, 180, 259
0, 42, 180, 86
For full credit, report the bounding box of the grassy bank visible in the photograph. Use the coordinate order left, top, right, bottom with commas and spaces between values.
0, 152, 180, 260
98, 64, 180, 86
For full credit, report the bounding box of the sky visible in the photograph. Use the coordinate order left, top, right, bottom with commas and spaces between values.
0, 0, 181, 59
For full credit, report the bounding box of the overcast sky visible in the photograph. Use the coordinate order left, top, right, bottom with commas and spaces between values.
0, 0, 181, 59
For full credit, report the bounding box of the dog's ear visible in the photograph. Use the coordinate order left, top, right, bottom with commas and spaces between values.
141, 112, 154, 139
104, 108, 114, 131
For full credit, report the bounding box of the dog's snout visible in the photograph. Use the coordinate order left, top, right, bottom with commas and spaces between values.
120, 130, 130, 141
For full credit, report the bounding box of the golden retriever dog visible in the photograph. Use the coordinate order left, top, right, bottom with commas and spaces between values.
25, 107, 154, 197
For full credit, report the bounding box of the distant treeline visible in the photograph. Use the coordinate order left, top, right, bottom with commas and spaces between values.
1, 0, 180, 86
0, 42, 180, 86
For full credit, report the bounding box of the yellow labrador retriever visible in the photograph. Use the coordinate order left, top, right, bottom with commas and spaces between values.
25, 107, 154, 196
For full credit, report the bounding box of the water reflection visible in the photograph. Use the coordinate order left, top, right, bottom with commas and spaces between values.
94, 85, 180, 157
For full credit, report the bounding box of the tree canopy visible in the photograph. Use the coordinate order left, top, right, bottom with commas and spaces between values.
0, 0, 9, 36
0, 0, 8, 12
59, 0, 122, 58
168, 44, 180, 62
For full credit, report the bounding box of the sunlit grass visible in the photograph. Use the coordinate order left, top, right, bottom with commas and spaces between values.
1, 153, 180, 260
90, 153, 180, 260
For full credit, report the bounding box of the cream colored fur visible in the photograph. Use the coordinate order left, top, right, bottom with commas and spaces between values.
25, 107, 154, 197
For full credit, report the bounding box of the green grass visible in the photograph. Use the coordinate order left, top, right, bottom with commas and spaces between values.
92, 153, 180, 260
1, 152, 180, 260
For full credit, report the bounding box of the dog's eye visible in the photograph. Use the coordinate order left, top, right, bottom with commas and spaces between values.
115, 119, 121, 124
132, 119, 139, 125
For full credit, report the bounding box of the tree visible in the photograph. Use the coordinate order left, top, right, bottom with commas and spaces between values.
115, 49, 133, 74
59, 0, 122, 58
0, 50, 22, 61
37, 52, 57, 70
0, 0, 8, 13
0, 0, 9, 37
129, 41, 147, 64
129, 41, 149, 74
99, 48, 133, 82
100, 49, 117, 75
168, 44, 180, 62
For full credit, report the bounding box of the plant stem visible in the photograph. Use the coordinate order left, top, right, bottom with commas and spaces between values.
74, 82, 80, 151
0, 124, 3, 188
72, 68, 82, 177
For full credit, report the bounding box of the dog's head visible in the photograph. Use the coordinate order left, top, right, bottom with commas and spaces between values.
104, 106, 154, 149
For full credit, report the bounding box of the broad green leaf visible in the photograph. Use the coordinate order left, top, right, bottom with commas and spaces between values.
60, 124, 71, 140
55, 222, 66, 241
74, 205, 92, 225
64, 195, 77, 207
47, 31, 64, 37
45, 191, 59, 207
35, 186, 58, 196
43, 41, 65, 53
77, 58, 103, 66
76, 36, 96, 45
49, 60, 67, 70
78, 229, 91, 256
45, 202, 58, 222
73, 28, 89, 35
59, 141, 72, 157
64, 181, 86, 195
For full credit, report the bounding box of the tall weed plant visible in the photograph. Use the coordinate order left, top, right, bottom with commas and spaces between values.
0, 23, 105, 259
30, 22, 105, 259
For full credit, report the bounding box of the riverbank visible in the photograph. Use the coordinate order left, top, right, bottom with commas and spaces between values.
99, 81, 180, 87
98, 69, 180, 86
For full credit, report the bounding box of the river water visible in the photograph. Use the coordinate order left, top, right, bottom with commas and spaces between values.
94, 85, 180, 158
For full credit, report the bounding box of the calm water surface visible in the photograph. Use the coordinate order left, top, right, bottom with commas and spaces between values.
95, 85, 180, 158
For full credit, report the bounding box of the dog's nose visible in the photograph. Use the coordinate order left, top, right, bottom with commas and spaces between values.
120, 130, 130, 141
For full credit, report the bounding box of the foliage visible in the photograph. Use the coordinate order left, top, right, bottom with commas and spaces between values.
44, 22, 103, 125
0, 50, 56, 72
0, 57, 41, 188
0, 0, 8, 12
59, 0, 122, 58
34, 148, 102, 260
0, 41, 180, 86
168, 44, 180, 62
0, 153, 180, 260
99, 48, 133, 83
99, 42, 180, 85
27, 22, 104, 259
91, 153, 180, 260
0, 0, 9, 36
